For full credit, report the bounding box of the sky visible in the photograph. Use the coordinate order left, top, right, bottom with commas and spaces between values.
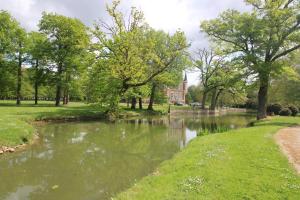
0, 0, 250, 86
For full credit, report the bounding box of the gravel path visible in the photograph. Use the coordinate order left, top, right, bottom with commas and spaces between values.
275, 126, 300, 174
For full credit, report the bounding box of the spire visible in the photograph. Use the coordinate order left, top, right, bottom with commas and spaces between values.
184, 72, 187, 82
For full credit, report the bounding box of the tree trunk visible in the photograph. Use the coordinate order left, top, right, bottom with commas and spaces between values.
16, 49, 22, 105
63, 89, 69, 105
34, 81, 38, 105
210, 89, 217, 110
215, 89, 223, 109
66, 93, 69, 104
201, 91, 207, 109
131, 97, 137, 109
127, 98, 130, 108
257, 74, 269, 120
34, 60, 39, 105
148, 83, 156, 111
138, 97, 143, 109
63, 94, 66, 105
55, 85, 61, 106
55, 63, 63, 107
63, 73, 70, 105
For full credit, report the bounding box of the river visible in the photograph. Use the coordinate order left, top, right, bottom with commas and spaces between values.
0, 112, 254, 200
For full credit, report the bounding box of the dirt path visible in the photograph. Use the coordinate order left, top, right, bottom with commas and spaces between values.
275, 126, 300, 174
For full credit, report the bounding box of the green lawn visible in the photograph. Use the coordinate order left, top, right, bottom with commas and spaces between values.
0, 100, 169, 147
0, 100, 106, 146
116, 116, 300, 200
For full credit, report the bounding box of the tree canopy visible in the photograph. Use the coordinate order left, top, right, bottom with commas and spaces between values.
201, 0, 300, 119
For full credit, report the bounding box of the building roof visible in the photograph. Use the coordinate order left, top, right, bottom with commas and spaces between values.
184, 72, 187, 82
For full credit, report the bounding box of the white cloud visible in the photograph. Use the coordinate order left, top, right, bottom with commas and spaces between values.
131, 0, 193, 32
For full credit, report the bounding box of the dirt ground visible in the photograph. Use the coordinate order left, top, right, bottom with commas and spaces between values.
275, 126, 300, 174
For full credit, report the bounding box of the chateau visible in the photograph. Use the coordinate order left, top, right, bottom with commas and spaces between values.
165, 73, 188, 104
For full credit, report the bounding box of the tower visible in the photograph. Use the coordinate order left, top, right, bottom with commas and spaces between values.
182, 73, 188, 103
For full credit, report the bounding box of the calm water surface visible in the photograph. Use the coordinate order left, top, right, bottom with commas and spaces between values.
0, 113, 254, 200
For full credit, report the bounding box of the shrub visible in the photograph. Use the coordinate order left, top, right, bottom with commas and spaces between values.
288, 105, 299, 116
267, 103, 282, 115
267, 104, 274, 115
279, 108, 292, 116
245, 99, 257, 109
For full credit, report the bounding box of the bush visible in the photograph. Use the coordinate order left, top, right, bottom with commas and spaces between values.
279, 108, 292, 116
267, 105, 274, 115
245, 99, 257, 109
288, 105, 299, 116
267, 103, 283, 115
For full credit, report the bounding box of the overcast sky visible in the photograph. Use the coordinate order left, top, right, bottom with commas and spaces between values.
0, 0, 250, 86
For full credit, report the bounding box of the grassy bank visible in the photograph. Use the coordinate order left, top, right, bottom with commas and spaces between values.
116, 117, 300, 200
0, 100, 168, 147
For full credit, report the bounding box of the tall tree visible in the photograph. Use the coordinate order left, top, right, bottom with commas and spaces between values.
0, 11, 20, 56
15, 28, 27, 105
147, 67, 187, 111
0, 11, 27, 104
39, 13, 89, 106
201, 0, 300, 119
192, 48, 225, 109
146, 31, 189, 111
91, 0, 189, 112
27, 32, 51, 105
208, 59, 246, 110
0, 11, 19, 98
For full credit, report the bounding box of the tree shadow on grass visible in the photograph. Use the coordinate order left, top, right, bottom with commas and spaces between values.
0, 103, 57, 107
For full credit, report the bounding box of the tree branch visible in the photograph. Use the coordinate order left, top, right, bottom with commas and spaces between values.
124, 56, 176, 88
284, 0, 294, 9
271, 44, 300, 61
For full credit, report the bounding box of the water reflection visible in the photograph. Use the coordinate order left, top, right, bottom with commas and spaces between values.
123, 113, 254, 146
0, 113, 254, 200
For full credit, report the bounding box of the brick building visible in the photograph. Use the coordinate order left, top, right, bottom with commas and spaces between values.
165, 73, 188, 104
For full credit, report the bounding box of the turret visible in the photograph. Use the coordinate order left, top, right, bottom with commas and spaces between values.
182, 73, 188, 104
183, 72, 188, 94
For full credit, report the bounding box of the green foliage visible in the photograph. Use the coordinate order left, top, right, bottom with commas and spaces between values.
89, 0, 189, 111
1, 3, 188, 109
201, 0, 300, 118
27, 32, 52, 94
269, 51, 300, 106
153, 88, 167, 104
86, 64, 122, 111
193, 48, 247, 108
0, 10, 27, 104
0, 11, 21, 55
39, 12, 89, 105
39, 13, 89, 61
0, 60, 16, 97
187, 85, 202, 103
279, 108, 292, 116
27, 32, 48, 59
